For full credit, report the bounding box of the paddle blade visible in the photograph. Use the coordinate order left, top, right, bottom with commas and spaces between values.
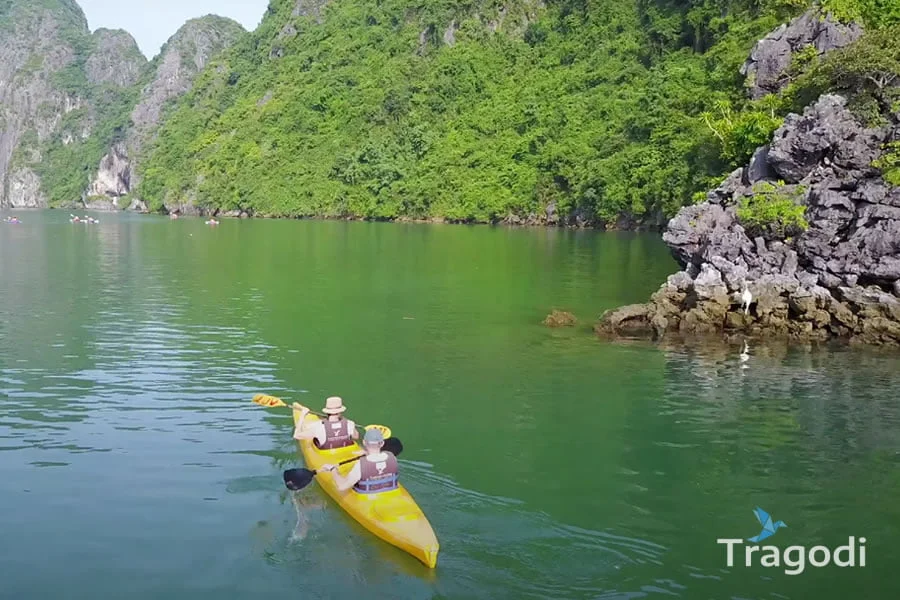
383, 437, 403, 457
253, 394, 287, 408
283, 468, 316, 491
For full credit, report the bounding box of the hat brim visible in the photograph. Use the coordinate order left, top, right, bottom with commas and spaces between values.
322, 406, 346, 414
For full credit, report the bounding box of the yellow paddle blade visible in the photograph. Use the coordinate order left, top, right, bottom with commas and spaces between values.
364, 424, 392, 440
252, 394, 288, 408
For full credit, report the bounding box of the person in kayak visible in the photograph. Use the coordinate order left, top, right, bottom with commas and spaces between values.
292, 396, 359, 450
320, 428, 399, 493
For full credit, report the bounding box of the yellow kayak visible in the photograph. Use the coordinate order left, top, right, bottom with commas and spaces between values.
292, 408, 440, 568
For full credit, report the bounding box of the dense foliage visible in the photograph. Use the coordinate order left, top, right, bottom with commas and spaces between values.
874, 142, 900, 186
134, 0, 898, 223
737, 181, 809, 238
140, 0, 815, 223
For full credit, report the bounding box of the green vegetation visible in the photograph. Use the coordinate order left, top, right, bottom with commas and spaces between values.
141, 0, 816, 223
139, 0, 898, 224
702, 98, 785, 168
873, 142, 900, 186
737, 181, 809, 237
7, 0, 898, 220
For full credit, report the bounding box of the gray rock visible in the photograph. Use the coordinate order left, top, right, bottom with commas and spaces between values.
746, 145, 776, 184
667, 271, 693, 292
7, 168, 46, 208
707, 168, 745, 204
741, 9, 862, 99
85, 29, 145, 88
770, 95, 865, 183
797, 270, 819, 288
87, 142, 130, 200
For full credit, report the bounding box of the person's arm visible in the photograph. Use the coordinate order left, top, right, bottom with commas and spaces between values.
292, 406, 318, 440
349, 420, 360, 441
321, 462, 362, 492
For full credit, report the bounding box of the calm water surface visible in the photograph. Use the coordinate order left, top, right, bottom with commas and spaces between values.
1, 211, 900, 599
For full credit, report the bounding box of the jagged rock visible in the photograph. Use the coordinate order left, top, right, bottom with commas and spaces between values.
129, 17, 244, 153
85, 29, 145, 87
741, 9, 862, 99
87, 142, 130, 199
707, 168, 744, 204
667, 271, 693, 292
597, 88, 900, 345
769, 95, 884, 183
746, 146, 776, 184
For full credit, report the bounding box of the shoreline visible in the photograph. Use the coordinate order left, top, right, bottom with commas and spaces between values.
22, 204, 667, 232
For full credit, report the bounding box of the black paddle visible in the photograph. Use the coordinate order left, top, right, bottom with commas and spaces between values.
283, 437, 404, 491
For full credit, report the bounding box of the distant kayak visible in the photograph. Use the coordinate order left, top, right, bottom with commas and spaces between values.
4, 216, 21, 224
205, 219, 220, 226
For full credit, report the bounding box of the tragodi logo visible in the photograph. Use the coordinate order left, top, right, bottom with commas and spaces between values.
717, 507, 866, 575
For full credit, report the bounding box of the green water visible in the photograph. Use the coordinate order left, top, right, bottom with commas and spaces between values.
2, 210, 900, 599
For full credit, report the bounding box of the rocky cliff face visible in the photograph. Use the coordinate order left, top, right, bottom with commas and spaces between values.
86, 28, 145, 88
0, 1, 243, 209
598, 12, 900, 347
87, 15, 244, 209
0, 0, 84, 207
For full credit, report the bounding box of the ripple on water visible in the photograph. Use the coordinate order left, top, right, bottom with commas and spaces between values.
393, 461, 670, 600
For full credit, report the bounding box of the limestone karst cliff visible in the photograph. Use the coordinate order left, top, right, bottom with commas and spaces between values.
0, 0, 242, 209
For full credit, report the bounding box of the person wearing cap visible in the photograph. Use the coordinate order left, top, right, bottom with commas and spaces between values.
320, 428, 399, 494
292, 396, 359, 450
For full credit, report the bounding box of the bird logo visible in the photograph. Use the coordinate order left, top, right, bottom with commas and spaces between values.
747, 507, 787, 543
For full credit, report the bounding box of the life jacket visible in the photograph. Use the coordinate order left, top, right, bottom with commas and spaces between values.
353, 452, 399, 494
315, 417, 354, 450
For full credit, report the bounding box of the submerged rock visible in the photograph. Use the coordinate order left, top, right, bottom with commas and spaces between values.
543, 310, 577, 327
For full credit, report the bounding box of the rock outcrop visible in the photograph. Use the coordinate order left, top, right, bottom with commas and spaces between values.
741, 9, 862, 99
597, 94, 900, 346
85, 28, 145, 88
88, 15, 245, 210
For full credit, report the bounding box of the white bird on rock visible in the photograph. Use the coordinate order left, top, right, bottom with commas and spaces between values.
741, 282, 753, 315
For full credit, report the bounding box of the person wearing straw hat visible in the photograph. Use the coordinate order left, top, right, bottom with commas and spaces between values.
293, 396, 359, 450
320, 428, 399, 494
